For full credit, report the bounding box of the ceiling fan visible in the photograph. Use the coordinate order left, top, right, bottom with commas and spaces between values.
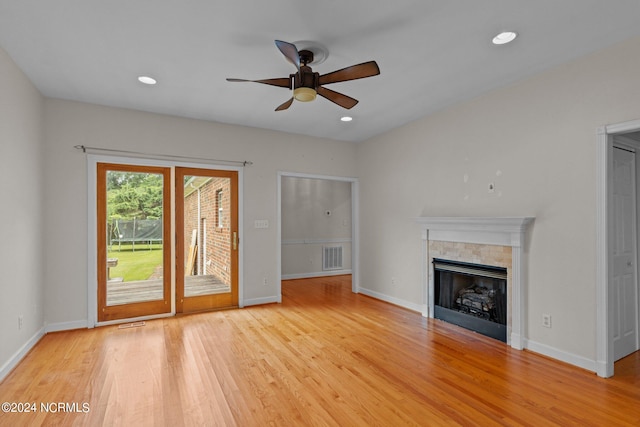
226, 40, 380, 111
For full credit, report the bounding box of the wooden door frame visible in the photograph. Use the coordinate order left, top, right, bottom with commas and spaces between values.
596, 119, 640, 377
175, 167, 239, 313
87, 155, 244, 327
96, 163, 172, 321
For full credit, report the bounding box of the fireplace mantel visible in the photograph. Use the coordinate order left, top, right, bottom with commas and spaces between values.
417, 216, 534, 349
417, 216, 534, 246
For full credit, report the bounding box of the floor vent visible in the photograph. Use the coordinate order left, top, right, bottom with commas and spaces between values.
118, 321, 146, 329
323, 245, 343, 271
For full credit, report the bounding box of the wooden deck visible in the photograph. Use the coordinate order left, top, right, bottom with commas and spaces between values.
1, 275, 638, 426
107, 275, 230, 305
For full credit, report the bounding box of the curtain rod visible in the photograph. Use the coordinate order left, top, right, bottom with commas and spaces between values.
74, 145, 253, 166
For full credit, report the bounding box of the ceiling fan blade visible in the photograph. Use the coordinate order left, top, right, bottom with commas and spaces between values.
318, 61, 380, 85
226, 77, 291, 88
275, 40, 300, 71
316, 86, 359, 109
275, 97, 294, 111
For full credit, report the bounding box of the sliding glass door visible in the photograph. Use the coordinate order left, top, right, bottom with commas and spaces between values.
96, 163, 171, 322
175, 167, 239, 313
96, 163, 238, 321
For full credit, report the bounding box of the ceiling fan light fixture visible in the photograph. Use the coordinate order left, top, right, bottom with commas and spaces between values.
293, 87, 317, 102
492, 31, 517, 45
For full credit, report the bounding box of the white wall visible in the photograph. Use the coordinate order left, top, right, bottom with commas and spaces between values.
5, 34, 640, 376
41, 100, 357, 323
0, 47, 45, 377
281, 177, 352, 278
356, 36, 640, 366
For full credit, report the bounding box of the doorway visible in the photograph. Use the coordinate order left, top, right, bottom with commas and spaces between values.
97, 163, 172, 321
175, 167, 239, 313
94, 160, 241, 323
611, 141, 639, 361
277, 172, 359, 300
596, 122, 640, 377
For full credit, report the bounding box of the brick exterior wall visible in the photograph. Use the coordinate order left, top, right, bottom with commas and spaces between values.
184, 177, 231, 286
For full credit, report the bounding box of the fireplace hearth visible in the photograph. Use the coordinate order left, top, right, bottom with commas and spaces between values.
433, 258, 507, 342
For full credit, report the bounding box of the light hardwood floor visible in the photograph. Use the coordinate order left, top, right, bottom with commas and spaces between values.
0, 275, 638, 426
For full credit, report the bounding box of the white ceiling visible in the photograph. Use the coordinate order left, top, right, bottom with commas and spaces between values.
1, 1, 640, 143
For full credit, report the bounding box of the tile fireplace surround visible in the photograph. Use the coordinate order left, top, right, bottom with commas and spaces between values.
417, 217, 534, 349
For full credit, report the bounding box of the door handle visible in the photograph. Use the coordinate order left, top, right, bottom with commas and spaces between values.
233, 231, 238, 251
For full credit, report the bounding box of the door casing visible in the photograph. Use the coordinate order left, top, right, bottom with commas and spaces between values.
276, 171, 360, 301
596, 120, 640, 377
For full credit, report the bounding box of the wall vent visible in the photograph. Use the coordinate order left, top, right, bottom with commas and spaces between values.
323, 245, 343, 271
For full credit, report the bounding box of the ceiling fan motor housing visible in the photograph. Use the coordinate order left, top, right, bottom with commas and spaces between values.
298, 49, 314, 65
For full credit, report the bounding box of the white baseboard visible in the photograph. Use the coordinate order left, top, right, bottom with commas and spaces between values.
281, 270, 352, 280
523, 338, 597, 373
243, 296, 280, 306
595, 359, 613, 378
0, 327, 45, 382
45, 319, 88, 333
356, 287, 426, 314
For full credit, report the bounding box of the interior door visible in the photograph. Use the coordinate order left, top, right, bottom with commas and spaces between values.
612, 146, 639, 361
97, 163, 172, 322
176, 167, 239, 313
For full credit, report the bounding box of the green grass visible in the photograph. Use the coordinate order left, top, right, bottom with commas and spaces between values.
107, 243, 163, 281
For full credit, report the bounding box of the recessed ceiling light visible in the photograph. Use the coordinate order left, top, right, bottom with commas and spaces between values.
492, 31, 517, 45
137, 75, 157, 85
341, 116, 353, 122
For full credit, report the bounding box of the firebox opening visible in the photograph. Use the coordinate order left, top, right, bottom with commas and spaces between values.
433, 258, 507, 342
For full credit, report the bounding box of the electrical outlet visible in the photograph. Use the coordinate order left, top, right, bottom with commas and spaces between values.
263, 277, 268, 286
391, 277, 397, 287
18, 315, 23, 330
542, 314, 552, 328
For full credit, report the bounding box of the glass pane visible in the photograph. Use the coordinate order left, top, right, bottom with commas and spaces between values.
105, 171, 164, 306
183, 175, 232, 297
